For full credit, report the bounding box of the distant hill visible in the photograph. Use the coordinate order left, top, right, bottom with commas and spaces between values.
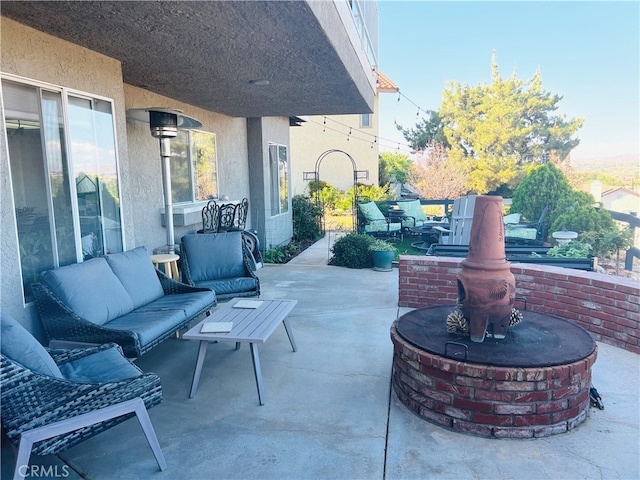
571, 154, 639, 185
572, 153, 638, 172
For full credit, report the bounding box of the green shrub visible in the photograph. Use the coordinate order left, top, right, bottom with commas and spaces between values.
511, 163, 630, 255
348, 184, 395, 203
546, 240, 591, 258
308, 180, 330, 196
264, 244, 285, 263
549, 190, 630, 257
550, 191, 614, 233
329, 232, 374, 269
511, 163, 572, 239
292, 195, 323, 242
579, 228, 633, 259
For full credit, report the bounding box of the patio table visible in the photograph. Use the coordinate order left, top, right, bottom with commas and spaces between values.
409, 221, 449, 250
183, 298, 297, 405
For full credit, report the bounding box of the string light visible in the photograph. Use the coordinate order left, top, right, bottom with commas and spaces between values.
297, 86, 441, 155
303, 117, 413, 154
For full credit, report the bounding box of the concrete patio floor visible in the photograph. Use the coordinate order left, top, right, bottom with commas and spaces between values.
2, 233, 639, 479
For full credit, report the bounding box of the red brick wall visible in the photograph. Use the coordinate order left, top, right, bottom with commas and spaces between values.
398, 256, 640, 354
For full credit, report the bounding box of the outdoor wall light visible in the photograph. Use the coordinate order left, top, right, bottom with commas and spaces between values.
126, 108, 202, 253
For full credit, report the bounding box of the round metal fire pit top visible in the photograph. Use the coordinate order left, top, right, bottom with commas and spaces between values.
396, 306, 596, 367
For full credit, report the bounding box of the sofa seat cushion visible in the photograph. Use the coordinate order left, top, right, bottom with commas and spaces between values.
136, 291, 216, 319
106, 291, 214, 347
105, 247, 164, 309
59, 346, 142, 382
41, 257, 134, 326
107, 310, 186, 348
1, 313, 63, 378
195, 277, 258, 296
182, 232, 246, 282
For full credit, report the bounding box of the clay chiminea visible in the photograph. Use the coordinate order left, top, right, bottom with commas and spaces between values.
457, 195, 515, 342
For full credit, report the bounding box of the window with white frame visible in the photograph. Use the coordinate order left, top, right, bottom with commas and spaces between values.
268, 143, 289, 216
2, 77, 123, 300
360, 113, 371, 127
170, 129, 218, 202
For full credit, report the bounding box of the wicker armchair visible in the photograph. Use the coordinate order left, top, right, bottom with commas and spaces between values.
1, 313, 166, 479
181, 231, 260, 299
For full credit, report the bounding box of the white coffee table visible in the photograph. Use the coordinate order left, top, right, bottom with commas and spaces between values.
183, 298, 297, 405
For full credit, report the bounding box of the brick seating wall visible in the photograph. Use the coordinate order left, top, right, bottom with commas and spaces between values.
398, 256, 640, 355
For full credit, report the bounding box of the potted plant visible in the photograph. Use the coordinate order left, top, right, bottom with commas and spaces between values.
369, 238, 397, 271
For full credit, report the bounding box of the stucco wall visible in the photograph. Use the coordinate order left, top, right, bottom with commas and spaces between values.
250, 116, 293, 248
262, 117, 293, 248
123, 85, 250, 250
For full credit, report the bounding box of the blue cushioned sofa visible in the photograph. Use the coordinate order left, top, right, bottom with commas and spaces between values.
32, 246, 217, 357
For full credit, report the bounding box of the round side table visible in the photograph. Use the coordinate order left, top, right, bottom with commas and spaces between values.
150, 253, 180, 280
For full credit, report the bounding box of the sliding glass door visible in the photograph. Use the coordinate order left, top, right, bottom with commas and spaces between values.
3, 78, 123, 300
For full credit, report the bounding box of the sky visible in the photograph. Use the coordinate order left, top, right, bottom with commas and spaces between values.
376, 1, 639, 160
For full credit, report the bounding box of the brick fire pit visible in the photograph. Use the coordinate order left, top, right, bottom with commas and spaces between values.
391, 306, 597, 438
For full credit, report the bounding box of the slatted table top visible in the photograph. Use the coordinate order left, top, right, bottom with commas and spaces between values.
183, 298, 297, 344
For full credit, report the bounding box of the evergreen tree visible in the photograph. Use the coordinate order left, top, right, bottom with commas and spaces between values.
400, 52, 584, 194
440, 52, 583, 193
396, 110, 449, 151
511, 162, 572, 236
378, 151, 411, 186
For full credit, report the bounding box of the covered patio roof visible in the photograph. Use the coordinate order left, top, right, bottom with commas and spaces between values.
1, 0, 375, 118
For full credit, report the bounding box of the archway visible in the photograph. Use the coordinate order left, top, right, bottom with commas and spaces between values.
303, 149, 369, 232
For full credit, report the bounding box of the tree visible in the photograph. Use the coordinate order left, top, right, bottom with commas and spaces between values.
439, 52, 584, 193
378, 151, 411, 186
407, 142, 469, 199
511, 162, 572, 235
396, 110, 449, 151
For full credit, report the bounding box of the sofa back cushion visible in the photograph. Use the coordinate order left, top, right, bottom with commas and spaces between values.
105, 247, 164, 309
182, 232, 245, 282
1, 312, 63, 378
41, 257, 134, 326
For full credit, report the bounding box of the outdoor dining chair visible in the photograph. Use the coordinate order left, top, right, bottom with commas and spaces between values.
357, 201, 402, 237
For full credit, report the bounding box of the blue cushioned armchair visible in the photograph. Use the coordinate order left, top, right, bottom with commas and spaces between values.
181, 232, 260, 299
0, 313, 166, 479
